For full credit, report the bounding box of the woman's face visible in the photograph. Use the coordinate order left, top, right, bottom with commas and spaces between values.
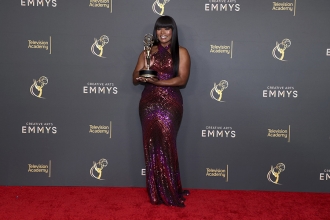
156, 27, 172, 46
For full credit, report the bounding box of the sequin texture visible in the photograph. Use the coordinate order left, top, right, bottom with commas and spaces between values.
139, 44, 186, 207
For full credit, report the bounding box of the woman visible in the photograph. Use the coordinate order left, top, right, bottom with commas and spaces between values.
132, 15, 190, 207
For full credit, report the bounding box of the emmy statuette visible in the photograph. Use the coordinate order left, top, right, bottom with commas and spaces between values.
139, 34, 158, 78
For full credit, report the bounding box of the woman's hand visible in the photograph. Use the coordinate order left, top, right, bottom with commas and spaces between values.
136, 77, 147, 83
145, 77, 159, 85
136, 77, 159, 84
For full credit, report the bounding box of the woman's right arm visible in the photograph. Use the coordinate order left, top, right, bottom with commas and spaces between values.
132, 51, 146, 85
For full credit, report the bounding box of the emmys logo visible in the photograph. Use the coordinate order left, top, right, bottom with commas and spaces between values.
21, 0, 57, 7
83, 82, 118, 94
267, 163, 285, 185
272, 39, 291, 61
141, 169, 146, 176
263, 86, 298, 98
206, 166, 229, 182
89, 0, 112, 12
320, 169, 330, 181
202, 126, 236, 138
90, 158, 108, 180
272, 1, 296, 16
91, 35, 109, 58
267, 125, 291, 142
210, 80, 228, 102
326, 49, 330, 56
152, 0, 170, 16
205, 0, 240, 12
30, 76, 48, 99
89, 121, 112, 138
22, 122, 57, 134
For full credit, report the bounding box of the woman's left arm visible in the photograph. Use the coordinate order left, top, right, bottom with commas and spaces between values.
147, 47, 191, 87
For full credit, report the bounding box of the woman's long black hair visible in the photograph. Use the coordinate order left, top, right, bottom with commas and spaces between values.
152, 15, 179, 76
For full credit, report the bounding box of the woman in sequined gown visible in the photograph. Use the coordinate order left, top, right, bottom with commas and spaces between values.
133, 16, 190, 207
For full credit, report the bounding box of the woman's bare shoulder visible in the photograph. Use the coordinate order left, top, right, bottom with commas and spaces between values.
179, 46, 189, 56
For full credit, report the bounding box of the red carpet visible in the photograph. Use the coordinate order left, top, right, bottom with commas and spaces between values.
0, 186, 329, 220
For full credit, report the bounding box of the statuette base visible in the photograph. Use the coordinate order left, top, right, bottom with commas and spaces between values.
139, 69, 158, 78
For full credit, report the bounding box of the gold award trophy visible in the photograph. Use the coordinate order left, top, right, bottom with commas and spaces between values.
139, 33, 158, 78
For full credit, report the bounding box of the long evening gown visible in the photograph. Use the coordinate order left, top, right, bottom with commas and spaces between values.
139, 44, 187, 207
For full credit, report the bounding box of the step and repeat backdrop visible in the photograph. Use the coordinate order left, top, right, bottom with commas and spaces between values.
0, 0, 330, 192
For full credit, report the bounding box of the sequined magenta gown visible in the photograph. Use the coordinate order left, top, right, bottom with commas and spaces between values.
139, 44, 186, 207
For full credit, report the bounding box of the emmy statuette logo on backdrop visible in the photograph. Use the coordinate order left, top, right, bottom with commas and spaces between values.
90, 158, 108, 180
91, 35, 109, 58
30, 76, 48, 99
210, 80, 228, 102
152, 0, 170, 16
272, 39, 291, 61
267, 163, 285, 185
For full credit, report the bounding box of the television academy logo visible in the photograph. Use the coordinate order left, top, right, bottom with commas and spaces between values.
267, 125, 291, 142
210, 41, 233, 58
206, 166, 228, 182
320, 169, 330, 181
205, 0, 240, 12
89, 0, 112, 12
21, 0, 57, 7
89, 121, 112, 138
90, 158, 108, 180
83, 82, 118, 94
267, 163, 285, 185
263, 86, 298, 98
210, 80, 228, 102
272, 1, 296, 16
202, 126, 236, 138
28, 37, 52, 54
152, 0, 170, 16
22, 122, 57, 134
30, 76, 48, 99
91, 35, 109, 58
28, 160, 51, 177
272, 39, 291, 61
